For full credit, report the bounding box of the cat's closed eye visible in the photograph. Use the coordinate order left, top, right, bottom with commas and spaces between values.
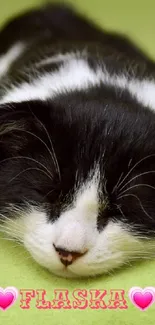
1, 3, 155, 279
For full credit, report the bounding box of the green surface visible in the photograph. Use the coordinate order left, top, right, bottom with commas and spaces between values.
0, 0, 155, 324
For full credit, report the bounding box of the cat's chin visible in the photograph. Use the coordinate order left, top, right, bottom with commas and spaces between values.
47, 267, 100, 279
49, 268, 83, 279
45, 262, 111, 278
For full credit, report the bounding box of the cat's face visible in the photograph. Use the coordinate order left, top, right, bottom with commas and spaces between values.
1, 93, 155, 278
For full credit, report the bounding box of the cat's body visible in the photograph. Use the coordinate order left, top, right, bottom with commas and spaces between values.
1, 4, 155, 278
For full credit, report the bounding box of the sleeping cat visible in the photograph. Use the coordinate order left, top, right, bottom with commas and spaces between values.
0, 3, 155, 278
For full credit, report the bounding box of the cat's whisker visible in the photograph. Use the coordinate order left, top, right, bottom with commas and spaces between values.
43, 188, 55, 200
116, 154, 155, 191
0, 214, 26, 228
0, 228, 24, 239
0, 237, 19, 243
117, 192, 153, 220
8, 166, 54, 183
114, 203, 126, 219
0, 213, 20, 223
12, 128, 56, 178
0, 226, 25, 238
118, 170, 155, 194
0, 155, 53, 180
0, 220, 25, 234
112, 172, 124, 194
128, 158, 133, 169
0, 230, 23, 241
119, 183, 155, 197
130, 256, 155, 260
28, 107, 61, 182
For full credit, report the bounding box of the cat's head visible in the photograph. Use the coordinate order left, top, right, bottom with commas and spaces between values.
1, 90, 155, 278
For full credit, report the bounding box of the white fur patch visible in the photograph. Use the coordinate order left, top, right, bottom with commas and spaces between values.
100, 74, 155, 111
2, 205, 148, 278
1, 54, 155, 114
0, 42, 25, 78
1, 170, 151, 278
54, 170, 100, 253
0, 58, 100, 103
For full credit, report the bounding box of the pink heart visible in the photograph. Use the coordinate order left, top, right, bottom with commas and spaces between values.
0, 287, 18, 311
129, 287, 155, 311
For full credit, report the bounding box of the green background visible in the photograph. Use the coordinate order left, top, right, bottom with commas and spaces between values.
1, 0, 155, 324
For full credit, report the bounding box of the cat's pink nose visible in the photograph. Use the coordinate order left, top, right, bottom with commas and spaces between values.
53, 244, 86, 267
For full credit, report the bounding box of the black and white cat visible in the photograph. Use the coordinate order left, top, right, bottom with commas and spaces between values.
0, 4, 155, 278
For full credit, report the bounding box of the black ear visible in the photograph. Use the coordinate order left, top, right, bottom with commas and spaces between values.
0, 3, 152, 64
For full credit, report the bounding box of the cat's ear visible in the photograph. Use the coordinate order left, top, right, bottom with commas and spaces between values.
0, 3, 151, 63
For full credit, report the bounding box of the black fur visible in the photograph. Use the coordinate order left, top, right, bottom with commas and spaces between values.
0, 3, 155, 240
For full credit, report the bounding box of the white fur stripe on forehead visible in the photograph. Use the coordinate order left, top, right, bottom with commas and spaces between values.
0, 58, 99, 103
1, 53, 155, 112
74, 167, 101, 209
0, 42, 25, 78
